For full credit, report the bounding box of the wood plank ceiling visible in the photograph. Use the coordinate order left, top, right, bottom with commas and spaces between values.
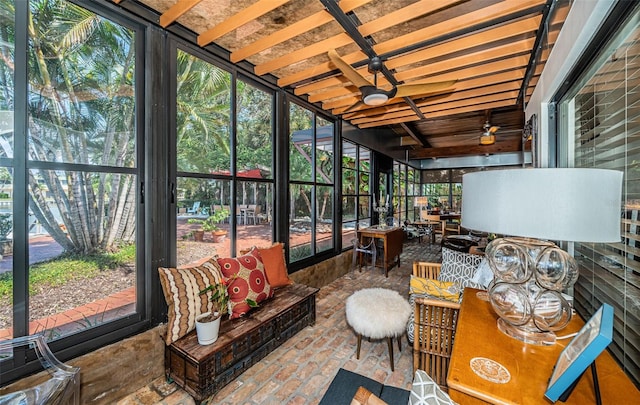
123, 0, 570, 160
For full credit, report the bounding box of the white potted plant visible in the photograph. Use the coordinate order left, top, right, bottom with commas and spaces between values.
195, 280, 229, 345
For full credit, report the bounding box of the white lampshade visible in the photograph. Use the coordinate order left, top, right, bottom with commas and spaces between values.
461, 168, 623, 243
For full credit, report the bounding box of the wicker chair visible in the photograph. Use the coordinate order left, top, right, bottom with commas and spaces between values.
413, 261, 441, 279
411, 261, 460, 392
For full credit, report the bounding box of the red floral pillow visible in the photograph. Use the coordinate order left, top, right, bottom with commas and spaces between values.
216, 248, 272, 319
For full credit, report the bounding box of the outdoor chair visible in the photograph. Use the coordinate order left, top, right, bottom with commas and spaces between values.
245, 204, 258, 225
186, 201, 201, 214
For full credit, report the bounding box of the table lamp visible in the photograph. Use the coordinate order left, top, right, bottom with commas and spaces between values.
461, 168, 622, 345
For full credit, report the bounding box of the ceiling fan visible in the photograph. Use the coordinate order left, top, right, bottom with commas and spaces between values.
480, 121, 500, 145
327, 49, 456, 112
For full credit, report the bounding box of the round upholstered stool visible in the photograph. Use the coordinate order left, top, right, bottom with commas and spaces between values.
345, 288, 412, 371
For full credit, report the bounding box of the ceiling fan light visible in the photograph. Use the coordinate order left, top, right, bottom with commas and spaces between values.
480, 134, 496, 145
363, 93, 388, 106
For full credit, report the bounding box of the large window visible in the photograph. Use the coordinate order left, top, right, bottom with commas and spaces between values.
0, 0, 143, 372
175, 49, 274, 262
289, 103, 335, 262
341, 141, 371, 248
558, 3, 640, 386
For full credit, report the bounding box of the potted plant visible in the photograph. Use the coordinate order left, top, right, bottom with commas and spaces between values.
202, 208, 229, 243
195, 280, 229, 345
187, 208, 228, 242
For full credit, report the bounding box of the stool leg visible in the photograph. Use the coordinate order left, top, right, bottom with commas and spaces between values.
397, 335, 402, 352
387, 337, 394, 372
356, 334, 362, 359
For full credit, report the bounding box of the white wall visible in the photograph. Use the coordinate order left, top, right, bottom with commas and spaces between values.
525, 0, 616, 167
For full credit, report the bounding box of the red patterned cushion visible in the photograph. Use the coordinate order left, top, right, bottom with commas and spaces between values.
216, 248, 272, 319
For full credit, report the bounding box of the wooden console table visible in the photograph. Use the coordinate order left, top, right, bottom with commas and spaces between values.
448, 288, 640, 404
357, 226, 403, 277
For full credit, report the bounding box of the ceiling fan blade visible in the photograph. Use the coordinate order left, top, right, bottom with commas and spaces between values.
327, 49, 372, 89
343, 100, 366, 114
394, 80, 457, 98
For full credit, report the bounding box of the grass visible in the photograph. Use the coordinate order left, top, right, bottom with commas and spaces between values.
0, 244, 136, 300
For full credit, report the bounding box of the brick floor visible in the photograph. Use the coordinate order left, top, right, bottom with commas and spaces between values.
119, 238, 442, 404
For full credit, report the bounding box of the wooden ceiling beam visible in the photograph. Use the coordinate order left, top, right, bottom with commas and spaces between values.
358, 0, 462, 37
374, 0, 544, 55
281, 10, 540, 89
198, 0, 290, 47
423, 99, 519, 119
159, 0, 204, 28
358, 115, 421, 128
323, 67, 524, 112
384, 15, 541, 70
395, 37, 535, 82
309, 54, 528, 105
351, 109, 419, 125
409, 138, 523, 159
230, 0, 374, 63
351, 90, 519, 126
355, 97, 518, 129
230, 11, 333, 63
299, 39, 531, 99
278, 50, 367, 87
263, 1, 459, 79
254, 33, 353, 76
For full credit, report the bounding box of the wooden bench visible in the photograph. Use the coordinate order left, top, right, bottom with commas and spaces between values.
164, 283, 318, 402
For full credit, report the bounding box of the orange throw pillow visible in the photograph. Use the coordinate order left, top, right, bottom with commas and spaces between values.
257, 243, 293, 288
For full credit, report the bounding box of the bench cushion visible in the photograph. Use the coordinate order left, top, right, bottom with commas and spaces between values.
158, 258, 224, 344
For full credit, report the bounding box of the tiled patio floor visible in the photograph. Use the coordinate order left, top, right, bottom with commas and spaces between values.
118, 238, 442, 405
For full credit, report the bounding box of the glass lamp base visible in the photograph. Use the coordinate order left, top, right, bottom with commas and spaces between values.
496, 318, 557, 346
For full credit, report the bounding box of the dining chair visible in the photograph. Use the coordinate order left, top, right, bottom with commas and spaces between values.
422, 214, 444, 242
351, 238, 377, 271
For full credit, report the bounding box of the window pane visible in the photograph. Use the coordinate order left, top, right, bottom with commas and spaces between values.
176, 50, 231, 174
560, 6, 640, 386
177, 178, 230, 263
27, 170, 136, 340
359, 149, 371, 195
236, 180, 272, 255
290, 184, 312, 262
0, 0, 14, 342
342, 194, 355, 221
28, 15, 135, 166
316, 185, 332, 253
237, 81, 273, 179
343, 168, 356, 195
21, 3, 138, 343
289, 104, 313, 182
316, 118, 333, 184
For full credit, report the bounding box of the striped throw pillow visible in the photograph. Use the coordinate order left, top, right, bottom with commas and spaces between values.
158, 257, 224, 344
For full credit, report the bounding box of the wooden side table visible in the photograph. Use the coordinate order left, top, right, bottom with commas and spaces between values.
357, 226, 403, 277
447, 288, 640, 404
